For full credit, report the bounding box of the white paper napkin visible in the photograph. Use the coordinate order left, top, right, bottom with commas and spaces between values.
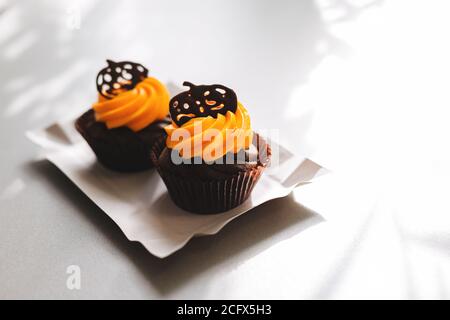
26, 119, 327, 258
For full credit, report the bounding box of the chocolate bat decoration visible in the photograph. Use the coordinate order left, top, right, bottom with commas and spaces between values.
169, 81, 238, 126
96, 60, 148, 99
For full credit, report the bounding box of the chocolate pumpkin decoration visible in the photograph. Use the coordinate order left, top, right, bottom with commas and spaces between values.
96, 60, 148, 99
169, 82, 238, 126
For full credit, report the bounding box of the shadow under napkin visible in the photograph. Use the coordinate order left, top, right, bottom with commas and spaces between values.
28, 160, 323, 296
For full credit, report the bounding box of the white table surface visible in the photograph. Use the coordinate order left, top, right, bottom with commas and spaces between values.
0, 0, 449, 299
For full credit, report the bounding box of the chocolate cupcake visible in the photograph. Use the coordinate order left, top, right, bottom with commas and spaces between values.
151, 82, 271, 214
75, 60, 170, 172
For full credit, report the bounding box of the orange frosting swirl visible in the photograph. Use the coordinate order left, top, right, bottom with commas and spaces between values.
164, 102, 253, 161
92, 77, 169, 132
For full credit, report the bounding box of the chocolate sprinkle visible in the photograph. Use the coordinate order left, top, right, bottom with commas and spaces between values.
96, 60, 148, 99
169, 82, 238, 126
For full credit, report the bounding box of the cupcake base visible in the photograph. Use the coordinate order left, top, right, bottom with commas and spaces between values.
151, 133, 271, 214
75, 109, 170, 172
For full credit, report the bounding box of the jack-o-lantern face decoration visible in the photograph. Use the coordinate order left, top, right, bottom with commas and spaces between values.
170, 81, 238, 126
96, 60, 148, 99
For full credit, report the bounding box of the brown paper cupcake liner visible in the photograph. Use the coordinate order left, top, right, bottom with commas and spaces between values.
75, 109, 168, 172
151, 133, 271, 214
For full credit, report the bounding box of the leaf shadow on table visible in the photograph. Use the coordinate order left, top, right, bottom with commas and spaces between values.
28, 159, 324, 297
